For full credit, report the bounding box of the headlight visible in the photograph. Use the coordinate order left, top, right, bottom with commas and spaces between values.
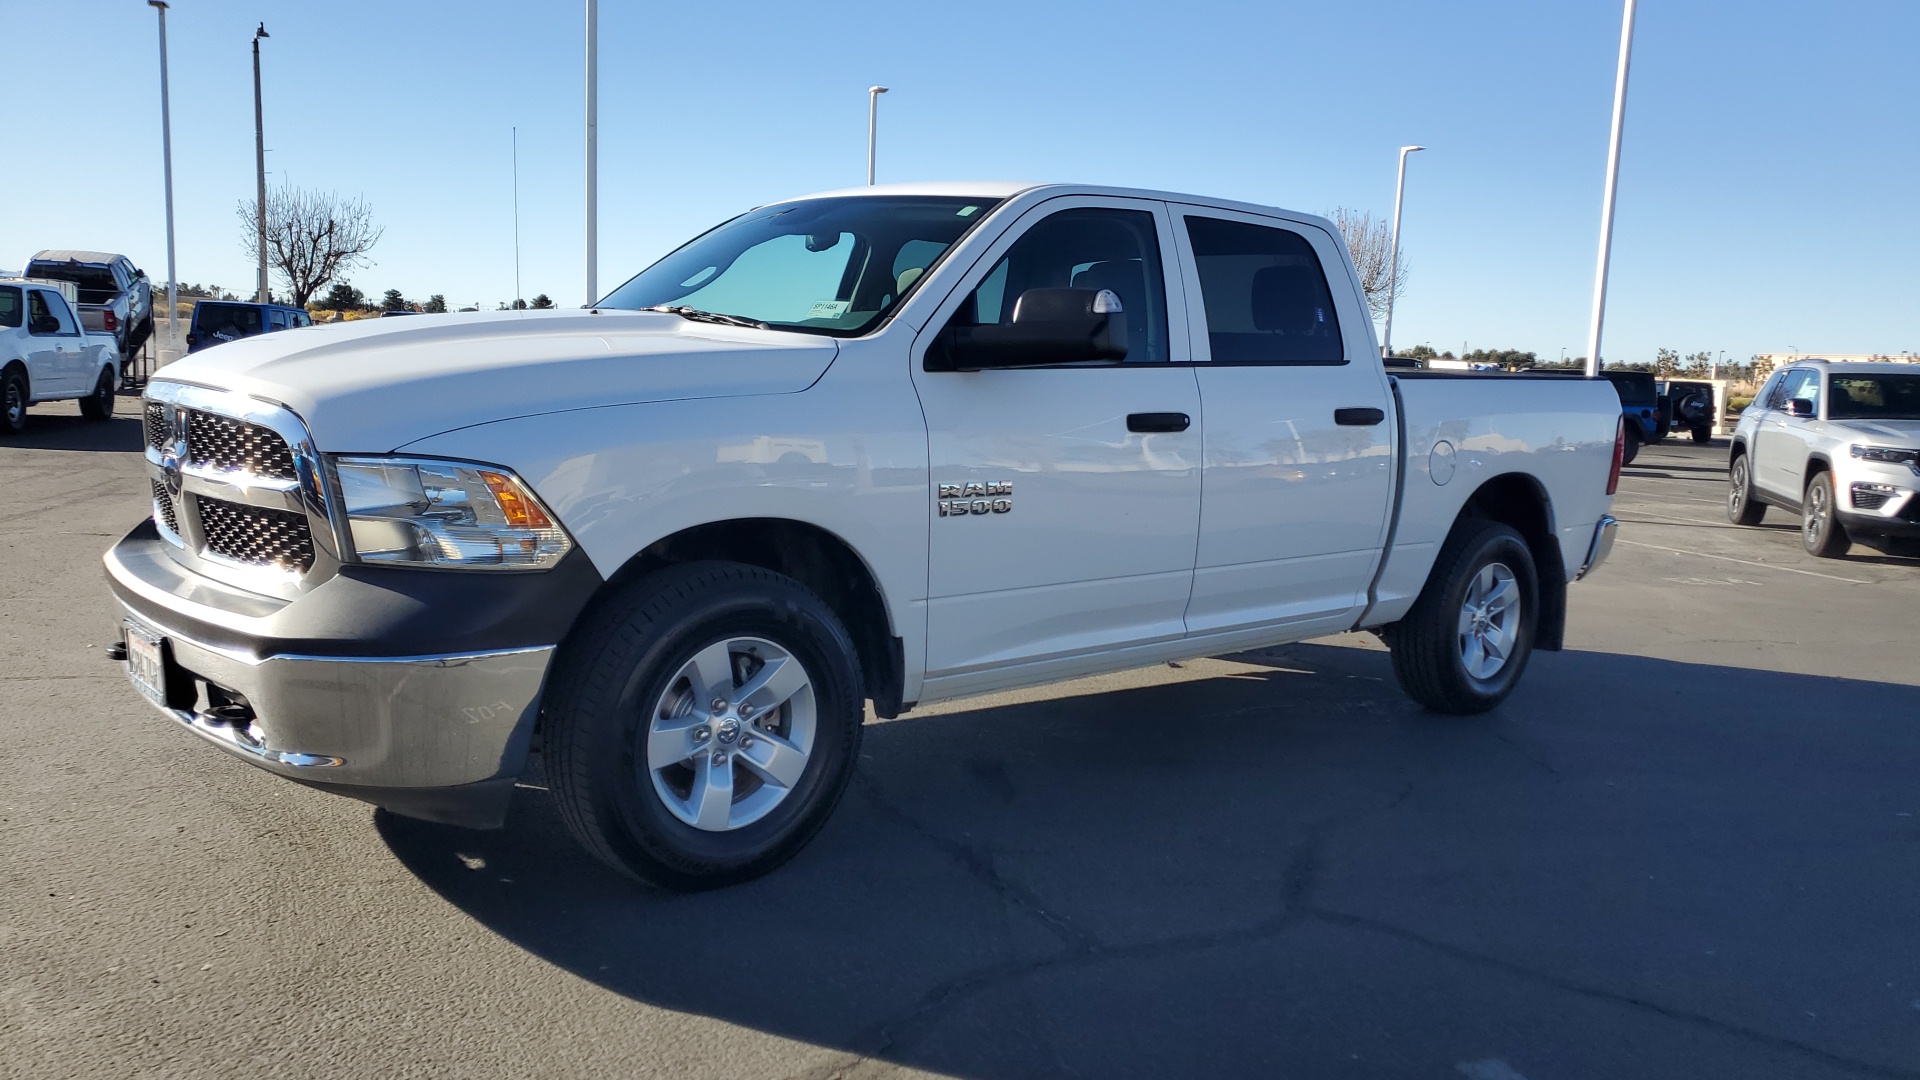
333, 456, 572, 569
1849, 444, 1920, 472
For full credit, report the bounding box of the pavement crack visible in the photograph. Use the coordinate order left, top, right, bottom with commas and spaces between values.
1301, 904, 1919, 1080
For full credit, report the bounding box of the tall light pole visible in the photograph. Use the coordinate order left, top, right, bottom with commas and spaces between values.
1380, 144, 1423, 359
149, 1, 176, 361
867, 86, 889, 185
512, 127, 523, 308
1584, 0, 1638, 377
251, 23, 270, 304
584, 0, 598, 306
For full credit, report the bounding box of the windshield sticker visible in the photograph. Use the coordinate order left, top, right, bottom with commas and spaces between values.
956, 205, 980, 217
806, 300, 851, 320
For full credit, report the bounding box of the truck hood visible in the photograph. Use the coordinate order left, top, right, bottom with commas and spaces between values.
152, 309, 839, 452
1841, 419, 1920, 445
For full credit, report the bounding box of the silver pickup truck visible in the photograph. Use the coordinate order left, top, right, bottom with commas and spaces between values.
25, 250, 153, 363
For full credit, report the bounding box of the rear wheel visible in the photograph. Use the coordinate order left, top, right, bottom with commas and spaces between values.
1801, 472, 1851, 558
1727, 454, 1766, 525
542, 561, 865, 890
79, 368, 115, 421
1620, 424, 1642, 466
0, 367, 26, 435
1387, 520, 1539, 715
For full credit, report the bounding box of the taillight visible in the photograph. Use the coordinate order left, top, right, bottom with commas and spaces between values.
1607, 420, 1624, 495
103, 310, 118, 331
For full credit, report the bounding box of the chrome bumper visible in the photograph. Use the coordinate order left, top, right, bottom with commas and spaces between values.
1577, 515, 1618, 581
120, 603, 552, 790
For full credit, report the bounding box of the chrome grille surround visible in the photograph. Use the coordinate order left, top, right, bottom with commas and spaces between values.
141, 382, 346, 599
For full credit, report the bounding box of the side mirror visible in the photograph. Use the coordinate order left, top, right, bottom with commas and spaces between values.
932, 288, 1128, 371
1787, 399, 1815, 419
29, 315, 60, 335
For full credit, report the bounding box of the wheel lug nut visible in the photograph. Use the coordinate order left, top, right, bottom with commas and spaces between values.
711, 751, 728, 766
740, 735, 755, 749
711, 698, 728, 713
692, 726, 711, 743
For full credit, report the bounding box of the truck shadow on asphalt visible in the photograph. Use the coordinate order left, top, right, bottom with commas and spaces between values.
376, 642, 1920, 1078
6, 412, 143, 453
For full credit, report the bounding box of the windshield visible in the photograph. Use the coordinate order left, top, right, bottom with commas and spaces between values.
597, 196, 1000, 336
1829, 373, 1920, 420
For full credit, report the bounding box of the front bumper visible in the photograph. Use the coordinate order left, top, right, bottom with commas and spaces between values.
105, 520, 603, 827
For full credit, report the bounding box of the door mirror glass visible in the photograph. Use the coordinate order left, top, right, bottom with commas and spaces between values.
1787, 398, 1816, 419
936, 288, 1128, 370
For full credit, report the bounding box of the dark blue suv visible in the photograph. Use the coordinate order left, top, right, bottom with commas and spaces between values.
1598, 370, 1660, 464
186, 301, 312, 353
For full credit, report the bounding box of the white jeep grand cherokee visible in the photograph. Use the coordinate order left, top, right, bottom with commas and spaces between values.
107, 183, 1622, 889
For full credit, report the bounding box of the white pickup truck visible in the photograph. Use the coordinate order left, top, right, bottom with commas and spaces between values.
1, 277, 123, 433
105, 183, 1621, 889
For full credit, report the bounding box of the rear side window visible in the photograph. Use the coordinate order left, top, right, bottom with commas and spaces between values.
1185, 216, 1344, 365
0, 286, 20, 328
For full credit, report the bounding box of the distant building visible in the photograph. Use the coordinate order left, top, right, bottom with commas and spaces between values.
1757, 353, 1919, 366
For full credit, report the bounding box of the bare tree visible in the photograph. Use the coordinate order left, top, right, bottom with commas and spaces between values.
1326, 207, 1407, 321
238, 184, 383, 307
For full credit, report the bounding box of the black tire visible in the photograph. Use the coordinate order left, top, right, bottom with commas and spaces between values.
1387, 520, 1539, 715
1690, 425, 1712, 443
1726, 453, 1766, 526
1801, 471, 1851, 558
542, 561, 865, 890
0, 367, 26, 436
79, 367, 115, 421
1620, 424, 1641, 466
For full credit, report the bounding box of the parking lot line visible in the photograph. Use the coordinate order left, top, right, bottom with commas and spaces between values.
1612, 538, 1873, 584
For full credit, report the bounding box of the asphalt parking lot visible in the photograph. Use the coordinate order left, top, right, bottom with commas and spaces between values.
3, 400, 1917, 1080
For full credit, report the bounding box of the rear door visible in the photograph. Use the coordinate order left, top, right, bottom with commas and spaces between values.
910, 197, 1203, 687
1170, 207, 1395, 638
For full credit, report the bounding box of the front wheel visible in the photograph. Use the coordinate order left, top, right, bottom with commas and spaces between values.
542, 561, 865, 890
1802, 472, 1851, 558
79, 367, 115, 421
1387, 520, 1539, 715
1727, 454, 1766, 525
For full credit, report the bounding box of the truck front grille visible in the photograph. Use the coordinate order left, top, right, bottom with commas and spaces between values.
144, 403, 170, 450
196, 497, 316, 573
150, 479, 180, 535
185, 411, 297, 480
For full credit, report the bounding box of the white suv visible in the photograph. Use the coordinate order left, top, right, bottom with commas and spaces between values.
1727, 360, 1920, 556
0, 278, 123, 434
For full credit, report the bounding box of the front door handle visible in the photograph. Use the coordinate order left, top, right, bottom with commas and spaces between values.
1127, 412, 1191, 433
1334, 407, 1386, 426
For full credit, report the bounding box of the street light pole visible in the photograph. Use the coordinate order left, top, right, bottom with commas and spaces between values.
1584, 0, 1638, 378
867, 86, 889, 185
1381, 144, 1423, 359
149, 2, 176, 361
584, 0, 598, 306
251, 23, 270, 304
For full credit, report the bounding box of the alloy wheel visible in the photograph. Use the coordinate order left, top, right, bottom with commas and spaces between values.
644, 635, 817, 832
1457, 561, 1522, 681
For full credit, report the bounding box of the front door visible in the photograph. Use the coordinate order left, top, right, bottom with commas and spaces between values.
1754, 367, 1820, 500
24, 288, 80, 394
1170, 207, 1396, 638
910, 198, 1203, 693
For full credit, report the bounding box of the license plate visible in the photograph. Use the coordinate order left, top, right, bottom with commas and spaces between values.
124, 620, 167, 708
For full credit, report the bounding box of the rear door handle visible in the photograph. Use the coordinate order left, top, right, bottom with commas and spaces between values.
1127, 412, 1191, 433
1334, 407, 1386, 426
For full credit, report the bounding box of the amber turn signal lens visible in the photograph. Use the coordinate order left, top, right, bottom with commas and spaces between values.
480, 470, 554, 528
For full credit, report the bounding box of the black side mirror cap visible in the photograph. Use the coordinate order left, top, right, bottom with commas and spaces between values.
1788, 399, 1816, 418
930, 287, 1128, 371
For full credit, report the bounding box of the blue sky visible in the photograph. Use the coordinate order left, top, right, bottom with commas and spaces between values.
5, 0, 1915, 364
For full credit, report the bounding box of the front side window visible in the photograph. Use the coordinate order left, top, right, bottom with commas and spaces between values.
27, 290, 77, 335
1829, 374, 1920, 420
1779, 369, 1821, 413
598, 196, 1000, 336
945, 206, 1170, 364
1185, 216, 1344, 365
0, 286, 20, 329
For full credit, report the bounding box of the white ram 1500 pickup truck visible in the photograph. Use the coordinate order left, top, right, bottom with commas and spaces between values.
106, 183, 1622, 889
